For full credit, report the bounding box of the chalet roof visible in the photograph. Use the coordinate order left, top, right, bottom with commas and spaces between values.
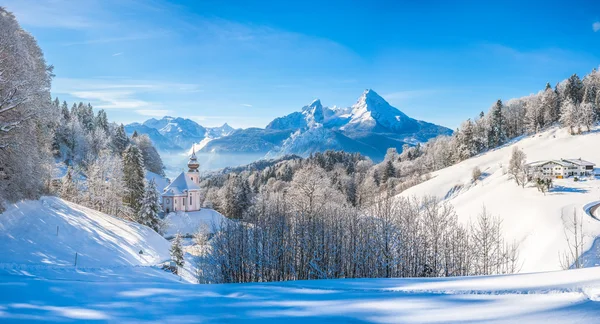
526, 158, 596, 168
526, 160, 571, 167
562, 158, 595, 167
162, 172, 200, 197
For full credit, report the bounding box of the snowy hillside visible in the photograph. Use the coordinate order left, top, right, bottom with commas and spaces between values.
402, 126, 600, 272
0, 197, 170, 268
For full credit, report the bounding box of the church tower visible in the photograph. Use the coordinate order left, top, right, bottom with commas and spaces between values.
187, 145, 200, 185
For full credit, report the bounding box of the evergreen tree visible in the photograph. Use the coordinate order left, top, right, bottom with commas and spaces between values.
383, 160, 396, 182
488, 100, 507, 148
123, 145, 145, 214
541, 84, 560, 125
137, 178, 163, 233
95, 109, 109, 133
61, 101, 70, 121
170, 233, 185, 268
113, 124, 130, 155
564, 74, 584, 105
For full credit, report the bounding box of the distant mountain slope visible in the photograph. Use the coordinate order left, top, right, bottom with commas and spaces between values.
125, 117, 235, 152
401, 126, 600, 273
201, 128, 294, 153
202, 89, 452, 161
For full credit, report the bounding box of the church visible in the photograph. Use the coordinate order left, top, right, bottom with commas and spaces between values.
162, 149, 202, 214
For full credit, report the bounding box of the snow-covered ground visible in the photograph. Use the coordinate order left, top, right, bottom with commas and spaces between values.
164, 209, 228, 238
2, 194, 600, 322
1, 265, 599, 322
0, 197, 200, 283
0, 197, 170, 268
402, 126, 600, 272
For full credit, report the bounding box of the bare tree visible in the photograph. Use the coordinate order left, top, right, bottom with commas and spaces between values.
508, 146, 528, 187
559, 208, 586, 270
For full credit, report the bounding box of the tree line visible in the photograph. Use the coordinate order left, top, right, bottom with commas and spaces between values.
197, 167, 520, 283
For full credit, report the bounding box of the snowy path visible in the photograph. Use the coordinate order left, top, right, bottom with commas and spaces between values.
584, 201, 600, 221
1, 267, 600, 323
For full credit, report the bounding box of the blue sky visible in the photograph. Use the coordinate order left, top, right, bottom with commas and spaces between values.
4, 0, 600, 129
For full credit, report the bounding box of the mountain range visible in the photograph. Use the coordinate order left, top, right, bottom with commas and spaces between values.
125, 117, 235, 151
126, 89, 452, 162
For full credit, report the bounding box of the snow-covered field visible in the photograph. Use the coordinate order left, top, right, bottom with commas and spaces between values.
1, 265, 599, 322
164, 209, 229, 238
402, 126, 600, 272
1, 193, 600, 322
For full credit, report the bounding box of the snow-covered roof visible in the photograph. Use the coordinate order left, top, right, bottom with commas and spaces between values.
562, 158, 595, 167
162, 172, 200, 197
526, 158, 596, 168
526, 160, 571, 167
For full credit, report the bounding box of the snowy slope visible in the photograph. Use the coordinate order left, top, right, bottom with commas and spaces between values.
1, 266, 599, 322
0, 197, 171, 268
401, 126, 600, 272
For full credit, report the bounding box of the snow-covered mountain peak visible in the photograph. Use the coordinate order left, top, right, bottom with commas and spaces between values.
345, 89, 414, 133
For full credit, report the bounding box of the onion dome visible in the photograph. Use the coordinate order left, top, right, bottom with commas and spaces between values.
188, 145, 200, 172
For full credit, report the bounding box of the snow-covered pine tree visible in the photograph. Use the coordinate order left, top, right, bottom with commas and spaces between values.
541, 83, 560, 126
487, 100, 507, 148
524, 95, 543, 134
112, 124, 130, 155
382, 160, 396, 183
122, 145, 146, 214
564, 74, 584, 105
137, 178, 163, 233
170, 233, 185, 268
95, 109, 109, 133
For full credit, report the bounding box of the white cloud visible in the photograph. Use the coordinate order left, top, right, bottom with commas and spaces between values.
112, 52, 123, 56
241, 104, 253, 107
52, 77, 201, 110
71, 90, 149, 109
593, 22, 600, 32
135, 109, 173, 117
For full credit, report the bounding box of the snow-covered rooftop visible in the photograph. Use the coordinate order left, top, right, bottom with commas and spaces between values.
162, 172, 200, 196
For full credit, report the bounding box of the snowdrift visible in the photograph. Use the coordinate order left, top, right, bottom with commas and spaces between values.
0, 197, 171, 268
402, 126, 600, 272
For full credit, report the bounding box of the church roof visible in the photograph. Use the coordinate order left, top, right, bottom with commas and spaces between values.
162, 172, 200, 197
